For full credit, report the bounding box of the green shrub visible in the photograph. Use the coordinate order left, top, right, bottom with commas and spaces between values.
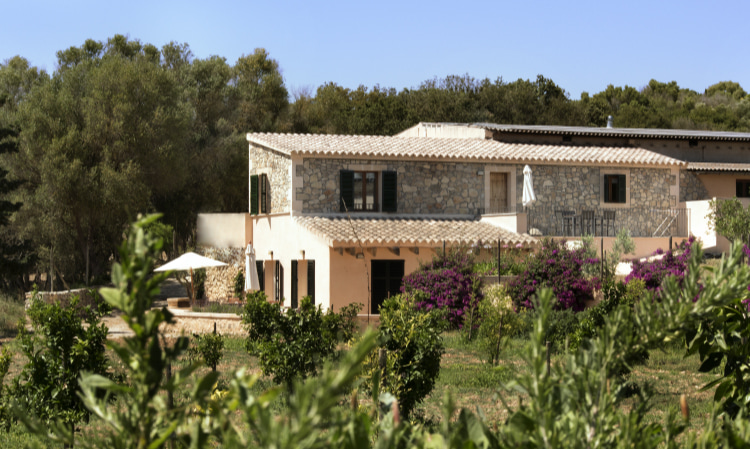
12, 292, 109, 438
233, 270, 244, 298
194, 268, 206, 300
362, 292, 445, 419
242, 292, 343, 387
188, 332, 225, 372
477, 284, 523, 364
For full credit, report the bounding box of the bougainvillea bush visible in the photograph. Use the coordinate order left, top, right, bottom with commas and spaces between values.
402, 249, 482, 327
624, 235, 696, 295
508, 238, 599, 312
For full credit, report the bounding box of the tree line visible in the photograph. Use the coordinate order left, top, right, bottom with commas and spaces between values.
1, 34, 749, 291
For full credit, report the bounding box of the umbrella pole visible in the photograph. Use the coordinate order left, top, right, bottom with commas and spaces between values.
190, 267, 195, 307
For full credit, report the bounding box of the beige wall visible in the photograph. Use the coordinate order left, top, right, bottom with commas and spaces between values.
397, 123, 488, 139
480, 213, 527, 234
698, 173, 750, 198
328, 246, 437, 313
197, 213, 252, 248
556, 236, 688, 260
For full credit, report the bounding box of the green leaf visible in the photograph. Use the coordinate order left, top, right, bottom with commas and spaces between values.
699, 352, 724, 373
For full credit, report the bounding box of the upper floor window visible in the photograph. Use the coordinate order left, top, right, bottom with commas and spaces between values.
603, 174, 626, 203
737, 179, 750, 198
340, 170, 397, 212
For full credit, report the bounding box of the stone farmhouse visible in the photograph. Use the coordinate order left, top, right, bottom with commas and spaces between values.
198, 121, 750, 312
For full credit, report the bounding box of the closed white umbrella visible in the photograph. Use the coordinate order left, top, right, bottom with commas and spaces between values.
522, 165, 537, 208
245, 243, 260, 292
155, 252, 228, 304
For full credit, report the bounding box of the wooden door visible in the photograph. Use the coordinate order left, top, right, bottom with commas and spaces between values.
490, 172, 508, 212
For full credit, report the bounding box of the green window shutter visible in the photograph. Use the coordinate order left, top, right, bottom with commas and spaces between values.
382, 171, 398, 212
340, 170, 354, 212
617, 175, 626, 203
250, 175, 259, 215
307, 260, 315, 305
291, 260, 298, 309
603, 175, 611, 202
260, 174, 268, 213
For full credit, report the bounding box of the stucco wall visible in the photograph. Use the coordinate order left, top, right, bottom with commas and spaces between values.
296, 158, 486, 215
249, 143, 292, 213
327, 247, 437, 313
249, 214, 333, 309
196, 213, 252, 248
698, 173, 750, 198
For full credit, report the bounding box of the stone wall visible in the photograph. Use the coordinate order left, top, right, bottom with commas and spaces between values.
679, 170, 709, 201
521, 165, 600, 210
297, 158, 485, 215
250, 143, 291, 213
200, 247, 245, 303
523, 165, 676, 236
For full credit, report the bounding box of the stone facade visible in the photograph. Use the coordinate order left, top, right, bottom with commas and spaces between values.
250, 143, 291, 213
200, 246, 245, 302
630, 168, 675, 208
297, 158, 485, 215
520, 165, 600, 210
522, 165, 677, 237
679, 170, 709, 202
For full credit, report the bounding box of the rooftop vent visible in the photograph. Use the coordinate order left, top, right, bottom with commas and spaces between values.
606, 115, 614, 129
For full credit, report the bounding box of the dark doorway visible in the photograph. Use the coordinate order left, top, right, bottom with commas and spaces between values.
291, 260, 298, 309
371, 260, 404, 314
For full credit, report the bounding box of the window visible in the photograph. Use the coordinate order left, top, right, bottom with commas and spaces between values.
603, 174, 626, 204
340, 170, 397, 212
250, 174, 269, 215
738, 180, 750, 198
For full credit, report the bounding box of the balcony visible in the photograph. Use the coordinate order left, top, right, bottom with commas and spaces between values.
524, 206, 690, 238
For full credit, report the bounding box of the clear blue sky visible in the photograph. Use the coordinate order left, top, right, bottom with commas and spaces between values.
2, 0, 747, 99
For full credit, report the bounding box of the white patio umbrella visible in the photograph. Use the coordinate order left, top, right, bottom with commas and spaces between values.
522, 165, 537, 208
245, 243, 260, 292
155, 252, 227, 303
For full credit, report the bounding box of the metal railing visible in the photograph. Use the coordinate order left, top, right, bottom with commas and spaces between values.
524, 206, 690, 238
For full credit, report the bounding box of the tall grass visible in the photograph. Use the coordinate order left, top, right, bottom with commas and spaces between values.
0, 291, 25, 339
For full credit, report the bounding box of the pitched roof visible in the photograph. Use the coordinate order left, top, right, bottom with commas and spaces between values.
247, 133, 684, 167
687, 162, 750, 172
471, 123, 750, 142
294, 216, 537, 247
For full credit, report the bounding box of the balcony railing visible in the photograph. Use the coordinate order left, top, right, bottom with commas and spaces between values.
524, 206, 690, 238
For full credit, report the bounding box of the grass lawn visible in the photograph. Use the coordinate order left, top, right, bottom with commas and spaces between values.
0, 292, 724, 446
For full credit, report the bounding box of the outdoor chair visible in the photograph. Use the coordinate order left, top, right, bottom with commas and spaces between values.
601, 210, 616, 236
581, 210, 596, 236
555, 209, 575, 236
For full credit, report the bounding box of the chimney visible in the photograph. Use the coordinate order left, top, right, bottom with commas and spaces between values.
606, 115, 614, 129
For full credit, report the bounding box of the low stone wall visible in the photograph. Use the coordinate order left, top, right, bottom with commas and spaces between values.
24, 288, 105, 315
199, 247, 244, 303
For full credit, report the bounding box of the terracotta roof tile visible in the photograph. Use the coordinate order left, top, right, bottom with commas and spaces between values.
294, 216, 537, 247
687, 162, 750, 172
247, 133, 684, 167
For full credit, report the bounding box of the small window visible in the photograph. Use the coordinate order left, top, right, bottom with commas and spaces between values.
603, 174, 626, 203
737, 180, 750, 198
340, 170, 397, 212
